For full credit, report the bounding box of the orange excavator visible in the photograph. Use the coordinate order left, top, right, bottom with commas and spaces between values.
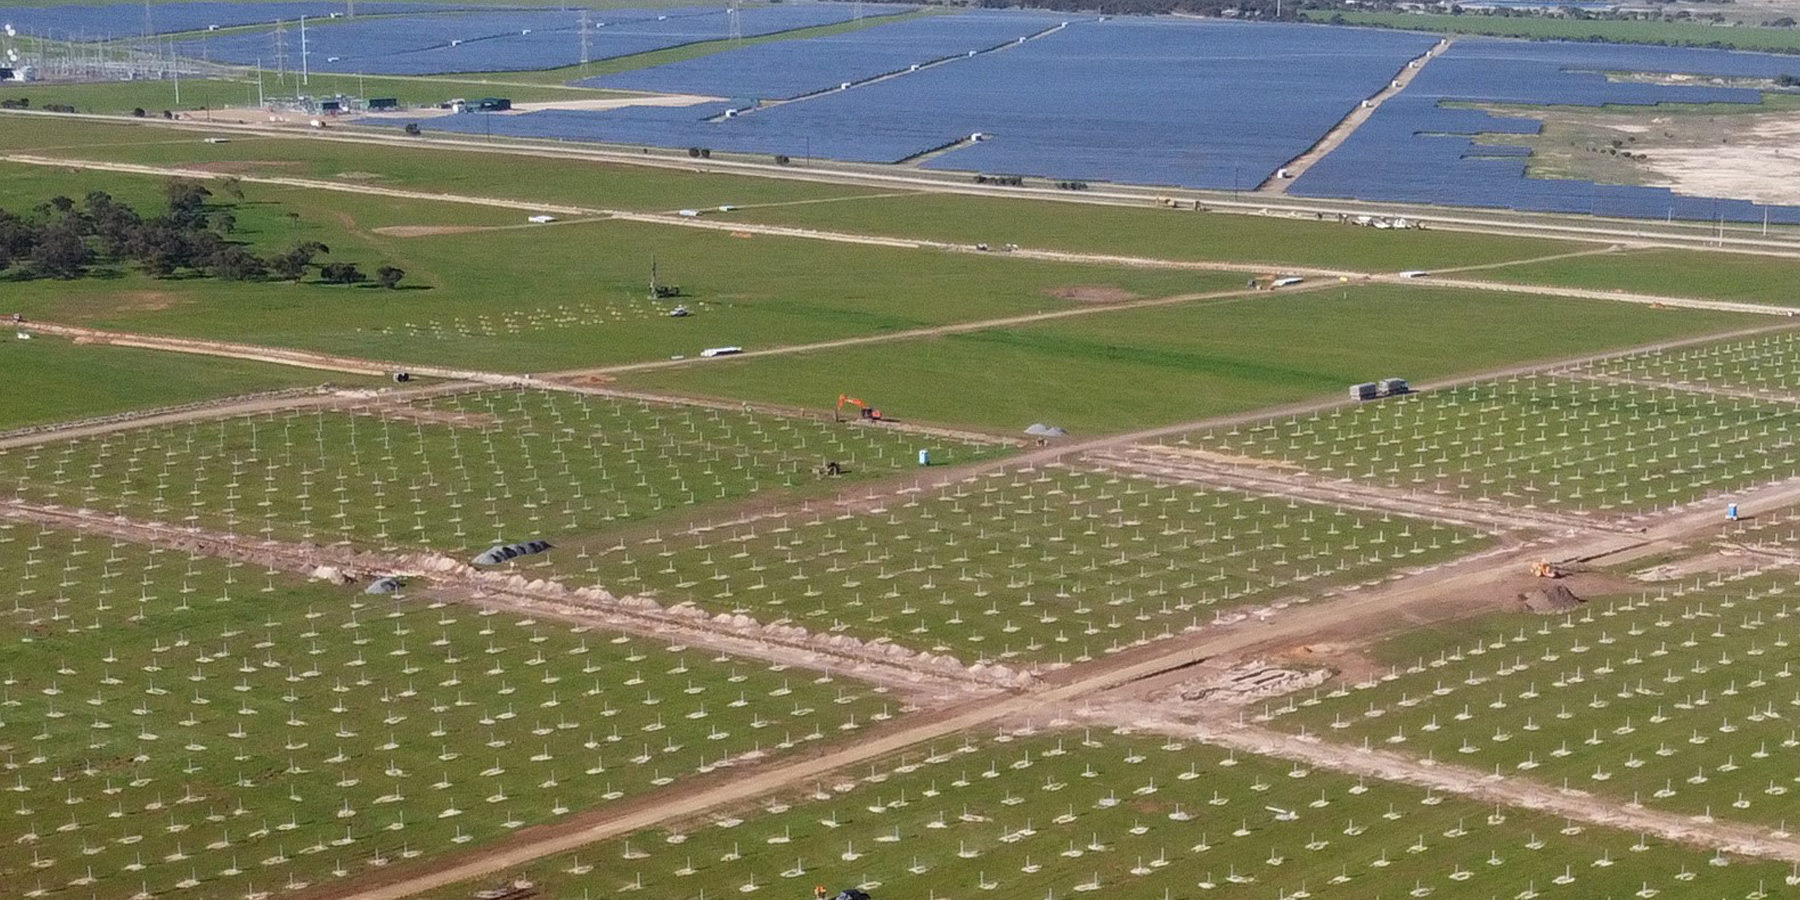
836, 394, 884, 423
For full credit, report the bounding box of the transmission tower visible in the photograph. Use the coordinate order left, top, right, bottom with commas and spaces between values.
272, 20, 288, 85
727, 0, 741, 42
579, 9, 591, 65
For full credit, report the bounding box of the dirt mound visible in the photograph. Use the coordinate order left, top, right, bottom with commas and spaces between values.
1519, 582, 1583, 614
1046, 285, 1137, 304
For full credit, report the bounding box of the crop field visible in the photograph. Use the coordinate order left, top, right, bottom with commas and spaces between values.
1565, 331, 1800, 400
627, 287, 1763, 434
1267, 571, 1800, 830
0, 388, 1006, 553
0, 336, 383, 431
1192, 374, 1800, 517
552, 464, 1486, 667
0, 524, 894, 899
414, 727, 1796, 900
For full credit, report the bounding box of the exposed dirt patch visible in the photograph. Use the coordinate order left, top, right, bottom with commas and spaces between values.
1045, 284, 1139, 304
108, 290, 186, 313
348, 402, 501, 429
335, 171, 385, 181
372, 225, 497, 238
182, 160, 303, 174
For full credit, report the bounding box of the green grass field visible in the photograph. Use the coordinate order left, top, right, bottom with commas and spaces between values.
0, 389, 1009, 553
0, 160, 1241, 373
721, 193, 1588, 272
1573, 330, 1800, 397
1198, 373, 1800, 515
0, 115, 899, 214
1479, 247, 1800, 307
0, 335, 386, 430
1270, 571, 1800, 829
416, 728, 1796, 900
552, 463, 1485, 667
1304, 10, 1800, 54
0, 523, 894, 900
624, 287, 1762, 434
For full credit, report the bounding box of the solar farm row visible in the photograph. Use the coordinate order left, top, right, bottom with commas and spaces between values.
405, 17, 1441, 192
5, 1, 494, 40
1289, 38, 1800, 224
174, 3, 915, 76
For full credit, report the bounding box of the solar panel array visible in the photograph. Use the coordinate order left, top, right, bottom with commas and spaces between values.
175, 3, 913, 76
1289, 38, 1800, 224
403, 18, 1440, 190
3, 2, 491, 40
581, 11, 1071, 100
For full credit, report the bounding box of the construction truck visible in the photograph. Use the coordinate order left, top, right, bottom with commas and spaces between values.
815, 888, 871, 900
1530, 561, 1566, 579
816, 460, 844, 478
835, 394, 884, 423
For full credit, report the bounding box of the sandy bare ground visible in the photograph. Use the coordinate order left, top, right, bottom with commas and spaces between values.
1261, 38, 1452, 193
1639, 117, 1800, 208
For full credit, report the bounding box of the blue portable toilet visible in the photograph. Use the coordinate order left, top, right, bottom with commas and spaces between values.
917, 449, 931, 467
1728, 503, 1739, 521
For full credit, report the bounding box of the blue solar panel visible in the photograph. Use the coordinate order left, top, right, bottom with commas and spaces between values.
579, 11, 1073, 100
380, 18, 1439, 191
4, 2, 493, 40
1290, 38, 1800, 224
175, 4, 915, 75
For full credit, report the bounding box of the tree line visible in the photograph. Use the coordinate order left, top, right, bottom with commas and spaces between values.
0, 178, 404, 288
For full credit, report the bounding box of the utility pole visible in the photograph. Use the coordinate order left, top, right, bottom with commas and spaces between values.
299, 15, 309, 87
727, 0, 741, 42
256, 57, 264, 107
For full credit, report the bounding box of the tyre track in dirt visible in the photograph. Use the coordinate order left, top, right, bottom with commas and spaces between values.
1082, 704, 1800, 862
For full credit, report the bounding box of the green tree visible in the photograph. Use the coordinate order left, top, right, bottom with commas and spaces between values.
375, 265, 405, 289
28, 226, 93, 279
320, 261, 366, 285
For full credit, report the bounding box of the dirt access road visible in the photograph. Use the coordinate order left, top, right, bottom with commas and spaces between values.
1261, 38, 1452, 193
10, 108, 1800, 257
10, 153, 1800, 321
296, 459, 1800, 900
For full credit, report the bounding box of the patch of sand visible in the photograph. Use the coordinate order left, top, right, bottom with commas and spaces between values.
504, 94, 722, 114
1045, 285, 1138, 304
372, 225, 498, 237
1635, 117, 1800, 206
182, 160, 301, 174
110, 291, 185, 312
